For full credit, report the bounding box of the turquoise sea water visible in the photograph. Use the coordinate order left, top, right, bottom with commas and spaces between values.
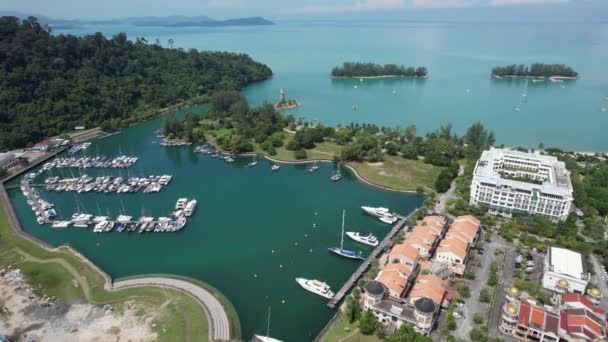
57, 20, 608, 151
7, 108, 423, 340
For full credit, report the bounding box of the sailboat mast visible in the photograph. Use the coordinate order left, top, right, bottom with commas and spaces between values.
266, 306, 271, 338
340, 210, 345, 250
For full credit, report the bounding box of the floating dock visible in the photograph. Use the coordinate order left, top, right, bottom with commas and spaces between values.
326, 216, 406, 309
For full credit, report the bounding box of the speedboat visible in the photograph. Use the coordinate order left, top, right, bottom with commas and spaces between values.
45, 208, 57, 219
176, 217, 187, 230
295, 278, 334, 299
248, 161, 258, 167
271, 164, 280, 172
175, 198, 188, 210
308, 165, 319, 173
184, 199, 197, 217
330, 173, 342, 182
36, 216, 45, 225
346, 232, 379, 247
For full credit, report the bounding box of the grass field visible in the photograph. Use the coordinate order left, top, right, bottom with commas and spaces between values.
322, 313, 382, 342
0, 199, 239, 341
348, 155, 444, 191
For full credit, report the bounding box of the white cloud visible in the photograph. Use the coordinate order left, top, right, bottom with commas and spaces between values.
296, 0, 406, 13
410, 0, 474, 8
488, 0, 568, 5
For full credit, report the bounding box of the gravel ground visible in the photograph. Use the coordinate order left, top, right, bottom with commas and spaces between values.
0, 267, 156, 342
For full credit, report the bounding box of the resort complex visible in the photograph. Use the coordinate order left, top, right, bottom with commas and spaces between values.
470, 147, 574, 221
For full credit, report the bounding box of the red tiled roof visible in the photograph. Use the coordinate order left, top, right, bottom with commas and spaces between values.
531, 307, 545, 327
519, 300, 531, 326
563, 293, 606, 314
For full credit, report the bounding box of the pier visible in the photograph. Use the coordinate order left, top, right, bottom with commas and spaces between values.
326, 215, 407, 309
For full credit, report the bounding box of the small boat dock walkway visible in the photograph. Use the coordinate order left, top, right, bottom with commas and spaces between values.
326, 215, 406, 309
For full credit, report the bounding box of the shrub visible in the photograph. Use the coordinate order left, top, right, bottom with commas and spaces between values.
473, 313, 484, 324
294, 149, 308, 159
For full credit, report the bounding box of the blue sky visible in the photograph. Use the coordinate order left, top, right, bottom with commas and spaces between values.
1, 0, 605, 20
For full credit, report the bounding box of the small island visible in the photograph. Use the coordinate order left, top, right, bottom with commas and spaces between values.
274, 88, 300, 110
331, 62, 428, 78
491, 63, 578, 79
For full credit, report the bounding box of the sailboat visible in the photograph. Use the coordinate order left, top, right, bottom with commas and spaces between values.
328, 210, 365, 260
252, 307, 283, 342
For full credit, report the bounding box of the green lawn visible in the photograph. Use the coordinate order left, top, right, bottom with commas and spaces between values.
322, 313, 381, 342
0, 200, 230, 342
349, 155, 443, 191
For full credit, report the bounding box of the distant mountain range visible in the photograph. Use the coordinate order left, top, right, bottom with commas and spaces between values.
0, 12, 274, 28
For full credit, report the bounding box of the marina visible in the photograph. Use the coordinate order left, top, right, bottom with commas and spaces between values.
6, 108, 424, 341
40, 174, 173, 194
41, 155, 138, 169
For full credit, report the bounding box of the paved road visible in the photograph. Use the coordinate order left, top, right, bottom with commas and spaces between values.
589, 255, 608, 309
113, 277, 230, 341
435, 165, 464, 215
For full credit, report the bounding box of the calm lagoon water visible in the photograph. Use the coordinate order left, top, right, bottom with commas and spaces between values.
8, 107, 423, 340
57, 20, 608, 151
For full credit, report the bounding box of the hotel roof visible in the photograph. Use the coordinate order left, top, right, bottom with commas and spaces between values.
473, 147, 573, 195
383, 262, 414, 277
436, 236, 468, 260
376, 269, 408, 297
549, 247, 585, 280
563, 293, 606, 314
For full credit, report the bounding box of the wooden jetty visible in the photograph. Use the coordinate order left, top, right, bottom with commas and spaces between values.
326, 216, 407, 309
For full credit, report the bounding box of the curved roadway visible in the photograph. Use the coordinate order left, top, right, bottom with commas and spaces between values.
112, 277, 230, 341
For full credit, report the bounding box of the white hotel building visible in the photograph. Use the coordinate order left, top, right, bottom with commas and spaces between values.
470, 147, 573, 221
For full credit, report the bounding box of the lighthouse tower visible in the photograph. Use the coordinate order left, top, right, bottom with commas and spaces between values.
279, 88, 286, 104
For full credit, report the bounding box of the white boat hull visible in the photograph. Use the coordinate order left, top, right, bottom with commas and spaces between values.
346, 232, 379, 247
295, 278, 334, 299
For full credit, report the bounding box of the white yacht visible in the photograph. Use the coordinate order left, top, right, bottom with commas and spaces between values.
308, 165, 319, 173
93, 221, 108, 233
346, 232, 379, 247
72, 214, 93, 228
379, 215, 398, 224
296, 278, 334, 299
271, 164, 280, 172
184, 199, 197, 217
175, 198, 188, 210
51, 221, 71, 228
248, 161, 259, 167
361, 206, 391, 218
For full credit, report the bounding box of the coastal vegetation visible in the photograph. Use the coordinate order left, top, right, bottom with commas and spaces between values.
0, 202, 240, 341
179, 91, 496, 193
0, 16, 272, 150
491, 63, 578, 78
331, 62, 428, 78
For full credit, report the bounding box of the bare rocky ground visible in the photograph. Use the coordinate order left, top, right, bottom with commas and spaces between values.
0, 267, 157, 342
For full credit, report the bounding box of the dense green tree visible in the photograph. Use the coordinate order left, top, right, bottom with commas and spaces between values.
345, 297, 362, 324
0, 16, 272, 150
385, 324, 431, 342
492, 63, 578, 78
358, 311, 379, 335
331, 62, 428, 77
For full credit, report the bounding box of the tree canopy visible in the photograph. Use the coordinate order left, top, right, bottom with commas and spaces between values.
331, 62, 427, 77
0, 16, 272, 150
491, 63, 578, 78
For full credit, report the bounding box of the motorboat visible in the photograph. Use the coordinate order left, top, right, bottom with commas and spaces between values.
184, 199, 197, 217
330, 172, 342, 182
361, 206, 391, 218
51, 221, 71, 228
271, 164, 280, 172
308, 165, 319, 173
295, 278, 334, 299
346, 232, 379, 247
175, 198, 188, 210
248, 161, 259, 167
379, 215, 398, 224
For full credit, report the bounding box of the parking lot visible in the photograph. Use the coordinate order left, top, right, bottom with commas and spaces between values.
453, 232, 514, 340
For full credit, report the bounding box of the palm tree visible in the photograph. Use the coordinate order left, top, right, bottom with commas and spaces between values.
168, 38, 175, 48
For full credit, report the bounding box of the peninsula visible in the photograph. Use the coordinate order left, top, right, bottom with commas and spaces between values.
491, 63, 578, 79
331, 62, 428, 78
0, 16, 272, 150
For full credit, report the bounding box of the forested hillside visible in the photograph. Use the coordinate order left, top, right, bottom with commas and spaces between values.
0, 16, 272, 150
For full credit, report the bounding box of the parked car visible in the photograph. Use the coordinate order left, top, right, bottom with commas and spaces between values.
527, 260, 535, 267
515, 262, 521, 269
453, 311, 462, 318
525, 266, 534, 273
456, 300, 465, 307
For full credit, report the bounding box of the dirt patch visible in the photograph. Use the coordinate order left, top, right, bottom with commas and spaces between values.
0, 267, 157, 342
365, 162, 384, 166
378, 171, 393, 177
